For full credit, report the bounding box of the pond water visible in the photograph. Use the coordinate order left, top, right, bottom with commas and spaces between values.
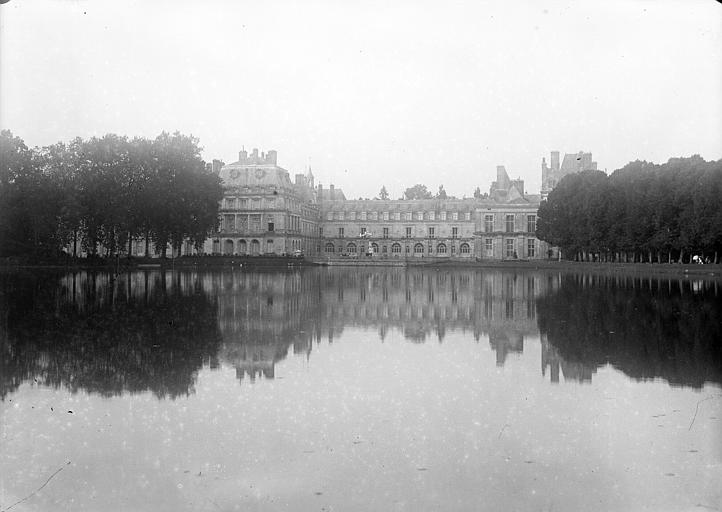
1, 268, 720, 512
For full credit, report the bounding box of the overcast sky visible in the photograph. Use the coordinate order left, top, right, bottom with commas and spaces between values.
1, 0, 720, 199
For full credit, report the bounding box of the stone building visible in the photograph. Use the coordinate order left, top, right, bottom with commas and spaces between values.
198, 147, 552, 261
202, 148, 321, 257
541, 150, 597, 200
318, 163, 548, 261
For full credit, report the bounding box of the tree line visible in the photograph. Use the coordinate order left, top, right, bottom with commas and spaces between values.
0, 130, 223, 259
536, 156, 722, 263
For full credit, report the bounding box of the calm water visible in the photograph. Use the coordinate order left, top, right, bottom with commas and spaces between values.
1, 268, 720, 512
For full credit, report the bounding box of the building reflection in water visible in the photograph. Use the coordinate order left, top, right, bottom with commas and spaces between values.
208, 268, 547, 385
1, 268, 719, 398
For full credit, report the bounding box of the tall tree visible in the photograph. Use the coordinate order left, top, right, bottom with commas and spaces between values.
404, 184, 432, 200
379, 186, 389, 200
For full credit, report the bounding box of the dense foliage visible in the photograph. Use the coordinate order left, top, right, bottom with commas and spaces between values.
536, 156, 722, 263
0, 130, 223, 259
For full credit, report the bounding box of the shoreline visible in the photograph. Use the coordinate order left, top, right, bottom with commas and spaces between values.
1, 257, 719, 277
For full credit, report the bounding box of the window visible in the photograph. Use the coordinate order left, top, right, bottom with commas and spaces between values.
460, 243, 470, 254
527, 238, 536, 257
252, 198, 261, 209
405, 227, 412, 238
268, 222, 274, 232
371, 242, 379, 254
370, 212, 378, 221
505, 214, 515, 233
325, 243, 335, 253
440, 211, 447, 221
349, 211, 356, 220
414, 243, 424, 254
465, 212, 471, 221
224, 214, 235, 232
485, 214, 494, 233
338, 227, 345, 238
383, 212, 389, 221
392, 243, 401, 253
338, 211, 345, 221
452, 212, 458, 221
360, 227, 367, 238
485, 238, 493, 256
394, 212, 401, 221
239, 198, 248, 209
360, 211, 367, 221
437, 243, 447, 254
428, 227, 435, 239
527, 214, 536, 233
238, 239, 247, 254
416, 212, 423, 221
225, 197, 236, 209
346, 242, 357, 253
506, 238, 515, 258
382, 245, 387, 253
429, 211, 435, 221
451, 244, 456, 254
319, 227, 323, 237
327, 212, 333, 220
383, 227, 389, 239
452, 227, 458, 239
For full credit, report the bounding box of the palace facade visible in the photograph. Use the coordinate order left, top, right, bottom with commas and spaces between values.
199, 148, 568, 261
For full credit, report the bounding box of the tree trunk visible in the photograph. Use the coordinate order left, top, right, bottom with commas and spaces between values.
668, 251, 672, 264
73, 230, 77, 258
679, 248, 684, 264
145, 231, 150, 257
127, 233, 133, 258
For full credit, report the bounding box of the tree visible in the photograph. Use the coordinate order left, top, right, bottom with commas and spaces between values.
404, 184, 432, 200
436, 185, 447, 200
473, 186, 482, 199
379, 186, 389, 200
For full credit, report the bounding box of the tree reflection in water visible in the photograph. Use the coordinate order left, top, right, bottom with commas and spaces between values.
0, 270, 222, 400
537, 273, 721, 388
2, 269, 719, 398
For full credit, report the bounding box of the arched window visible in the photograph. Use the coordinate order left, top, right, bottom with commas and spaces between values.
347, 242, 357, 253
250, 239, 260, 255
437, 243, 447, 254
238, 239, 247, 255
212, 239, 220, 254
325, 242, 335, 253
224, 239, 234, 255
371, 242, 379, 254
414, 243, 424, 254
460, 243, 470, 254
391, 243, 402, 254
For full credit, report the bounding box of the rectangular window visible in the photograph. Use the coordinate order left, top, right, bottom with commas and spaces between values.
452, 227, 458, 239
465, 212, 471, 221
338, 227, 344, 238
429, 211, 435, 221
252, 198, 261, 210
383, 227, 389, 239
224, 214, 235, 232
383, 212, 389, 221
505, 214, 515, 233
527, 214, 536, 233
485, 238, 493, 256
225, 198, 236, 209
339, 211, 345, 221
485, 214, 494, 233
250, 214, 261, 232
327, 212, 333, 220
394, 212, 401, 221
527, 238, 536, 257
440, 211, 447, 221
239, 198, 248, 209
417, 212, 423, 221
405, 227, 412, 238
428, 227, 435, 239
268, 222, 274, 232
349, 211, 356, 220
360, 227, 367, 236
319, 227, 323, 237
506, 238, 515, 258
370, 211, 378, 221
452, 212, 458, 221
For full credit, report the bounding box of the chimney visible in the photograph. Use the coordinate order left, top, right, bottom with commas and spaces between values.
266, 150, 277, 165
252, 148, 259, 162
239, 149, 248, 163
551, 151, 560, 171
329, 184, 335, 200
